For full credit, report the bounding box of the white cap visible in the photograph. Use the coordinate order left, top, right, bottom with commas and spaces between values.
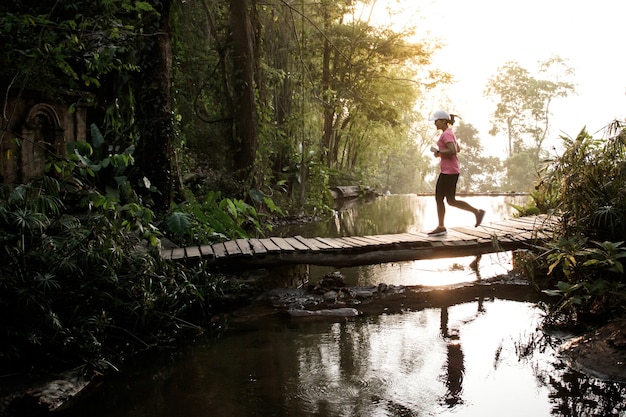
429, 110, 450, 121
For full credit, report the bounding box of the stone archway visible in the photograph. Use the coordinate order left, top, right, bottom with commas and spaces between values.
21, 103, 64, 181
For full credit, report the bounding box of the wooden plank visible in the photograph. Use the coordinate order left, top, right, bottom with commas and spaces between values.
185, 245, 201, 259
511, 215, 552, 225
258, 238, 281, 251
346, 235, 384, 246
363, 234, 394, 244
442, 228, 482, 242
315, 237, 345, 249
341, 236, 374, 247
199, 244, 215, 258
506, 217, 538, 226
283, 237, 310, 251
481, 223, 530, 237
309, 237, 335, 250
223, 240, 242, 256
453, 227, 496, 240
270, 237, 296, 251
498, 219, 541, 231
458, 227, 516, 244
506, 217, 556, 230
395, 233, 427, 243
442, 229, 480, 244
364, 234, 400, 244
212, 242, 228, 258
161, 248, 173, 260
171, 247, 186, 260
293, 236, 322, 251
236, 239, 254, 256
401, 233, 442, 247
333, 237, 360, 248
474, 226, 518, 242
480, 223, 541, 242
431, 231, 476, 247
325, 237, 356, 248
248, 238, 268, 254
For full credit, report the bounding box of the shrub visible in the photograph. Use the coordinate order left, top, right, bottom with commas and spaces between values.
534, 123, 626, 326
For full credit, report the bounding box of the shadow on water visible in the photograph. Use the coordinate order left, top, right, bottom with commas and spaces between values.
59, 195, 626, 416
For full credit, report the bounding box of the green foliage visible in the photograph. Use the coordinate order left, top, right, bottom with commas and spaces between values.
540, 125, 626, 241
0, 130, 249, 374
0, 1, 153, 95
171, 0, 445, 212
581, 240, 626, 275
509, 202, 541, 217
165, 190, 280, 245
535, 123, 626, 325
539, 238, 626, 325
502, 149, 542, 192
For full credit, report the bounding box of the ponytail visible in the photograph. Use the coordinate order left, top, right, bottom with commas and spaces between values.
449, 114, 461, 125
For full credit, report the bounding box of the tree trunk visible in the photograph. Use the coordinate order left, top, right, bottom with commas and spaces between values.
135, 0, 174, 213
229, 0, 259, 189
320, 2, 334, 169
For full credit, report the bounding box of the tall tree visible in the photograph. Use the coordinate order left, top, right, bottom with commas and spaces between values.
229, 0, 260, 188
484, 57, 575, 159
483, 62, 532, 157
454, 122, 504, 192
527, 56, 576, 159
312, 6, 442, 171
454, 122, 483, 192
172, 0, 447, 209
135, 0, 175, 213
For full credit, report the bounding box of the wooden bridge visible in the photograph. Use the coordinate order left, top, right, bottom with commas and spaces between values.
161, 215, 557, 269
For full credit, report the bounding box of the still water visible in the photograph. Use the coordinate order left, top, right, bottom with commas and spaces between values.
62, 195, 626, 417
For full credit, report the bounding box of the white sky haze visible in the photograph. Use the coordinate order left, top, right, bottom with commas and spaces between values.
365, 0, 626, 152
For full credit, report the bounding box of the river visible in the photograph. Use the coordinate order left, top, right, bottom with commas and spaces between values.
60, 195, 626, 417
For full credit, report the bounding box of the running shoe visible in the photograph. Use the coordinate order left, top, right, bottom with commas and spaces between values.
427, 226, 447, 236
475, 209, 485, 227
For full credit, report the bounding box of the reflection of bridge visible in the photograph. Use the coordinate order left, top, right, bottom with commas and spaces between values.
162, 215, 557, 269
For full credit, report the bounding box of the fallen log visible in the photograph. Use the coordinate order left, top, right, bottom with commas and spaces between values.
330, 185, 379, 200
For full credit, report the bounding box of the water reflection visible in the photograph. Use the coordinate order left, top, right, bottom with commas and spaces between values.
440, 301, 465, 407
61, 299, 626, 417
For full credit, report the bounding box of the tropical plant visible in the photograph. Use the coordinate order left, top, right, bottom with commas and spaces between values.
533, 122, 626, 326
0, 132, 250, 374
166, 189, 281, 245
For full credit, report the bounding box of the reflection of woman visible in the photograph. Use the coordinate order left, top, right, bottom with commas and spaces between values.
440, 305, 465, 407
427, 110, 485, 236
445, 342, 465, 406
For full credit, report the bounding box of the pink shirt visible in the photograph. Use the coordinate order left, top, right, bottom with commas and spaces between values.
437, 128, 460, 174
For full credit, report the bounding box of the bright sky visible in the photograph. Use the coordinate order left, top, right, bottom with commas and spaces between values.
366, 0, 626, 153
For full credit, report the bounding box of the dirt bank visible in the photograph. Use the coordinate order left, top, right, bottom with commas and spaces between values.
558, 318, 626, 383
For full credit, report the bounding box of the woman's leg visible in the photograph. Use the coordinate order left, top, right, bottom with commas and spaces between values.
435, 174, 447, 227
445, 174, 478, 214
444, 174, 486, 227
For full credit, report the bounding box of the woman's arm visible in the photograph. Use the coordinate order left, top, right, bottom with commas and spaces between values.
440, 141, 457, 155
